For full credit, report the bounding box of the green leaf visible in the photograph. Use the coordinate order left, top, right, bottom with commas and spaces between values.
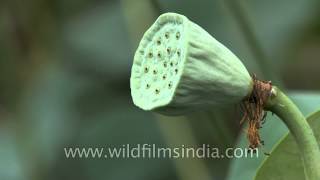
255, 110, 320, 180
227, 92, 320, 180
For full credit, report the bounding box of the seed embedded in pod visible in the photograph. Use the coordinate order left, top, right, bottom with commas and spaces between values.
148, 52, 153, 58
155, 89, 160, 94
165, 32, 169, 39
156, 38, 161, 45
176, 32, 180, 39
177, 49, 181, 56
163, 61, 167, 67
166, 47, 171, 55
162, 74, 167, 80
144, 67, 149, 73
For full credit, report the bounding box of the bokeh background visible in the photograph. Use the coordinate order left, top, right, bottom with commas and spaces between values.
1, 0, 320, 179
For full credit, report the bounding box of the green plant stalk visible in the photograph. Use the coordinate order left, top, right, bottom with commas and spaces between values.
265, 86, 320, 180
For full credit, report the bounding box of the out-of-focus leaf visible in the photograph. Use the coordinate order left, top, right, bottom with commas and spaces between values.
155, 115, 212, 180
0, 120, 24, 180
250, 0, 319, 57
255, 110, 320, 180
64, 102, 177, 180
121, 0, 159, 47
63, 1, 132, 76
226, 92, 320, 180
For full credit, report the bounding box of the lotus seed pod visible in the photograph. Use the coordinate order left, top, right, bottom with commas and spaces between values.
130, 12, 253, 115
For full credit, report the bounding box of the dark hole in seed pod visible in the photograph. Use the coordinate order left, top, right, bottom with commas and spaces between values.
167, 48, 171, 54
144, 67, 149, 73
170, 62, 173, 67
146, 84, 150, 89
155, 89, 160, 94
148, 52, 153, 58
157, 52, 161, 58
157, 39, 161, 45
163, 62, 167, 67
175, 69, 178, 74
176, 32, 180, 39
177, 49, 181, 56
168, 82, 172, 88
162, 75, 166, 80
153, 70, 157, 74
165, 32, 169, 39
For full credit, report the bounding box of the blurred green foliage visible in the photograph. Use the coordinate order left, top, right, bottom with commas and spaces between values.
0, 0, 320, 180
255, 110, 320, 180
227, 93, 320, 180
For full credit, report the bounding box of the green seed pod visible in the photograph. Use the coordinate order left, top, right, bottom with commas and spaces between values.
130, 12, 253, 115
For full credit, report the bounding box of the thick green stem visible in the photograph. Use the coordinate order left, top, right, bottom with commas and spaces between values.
265, 86, 320, 180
